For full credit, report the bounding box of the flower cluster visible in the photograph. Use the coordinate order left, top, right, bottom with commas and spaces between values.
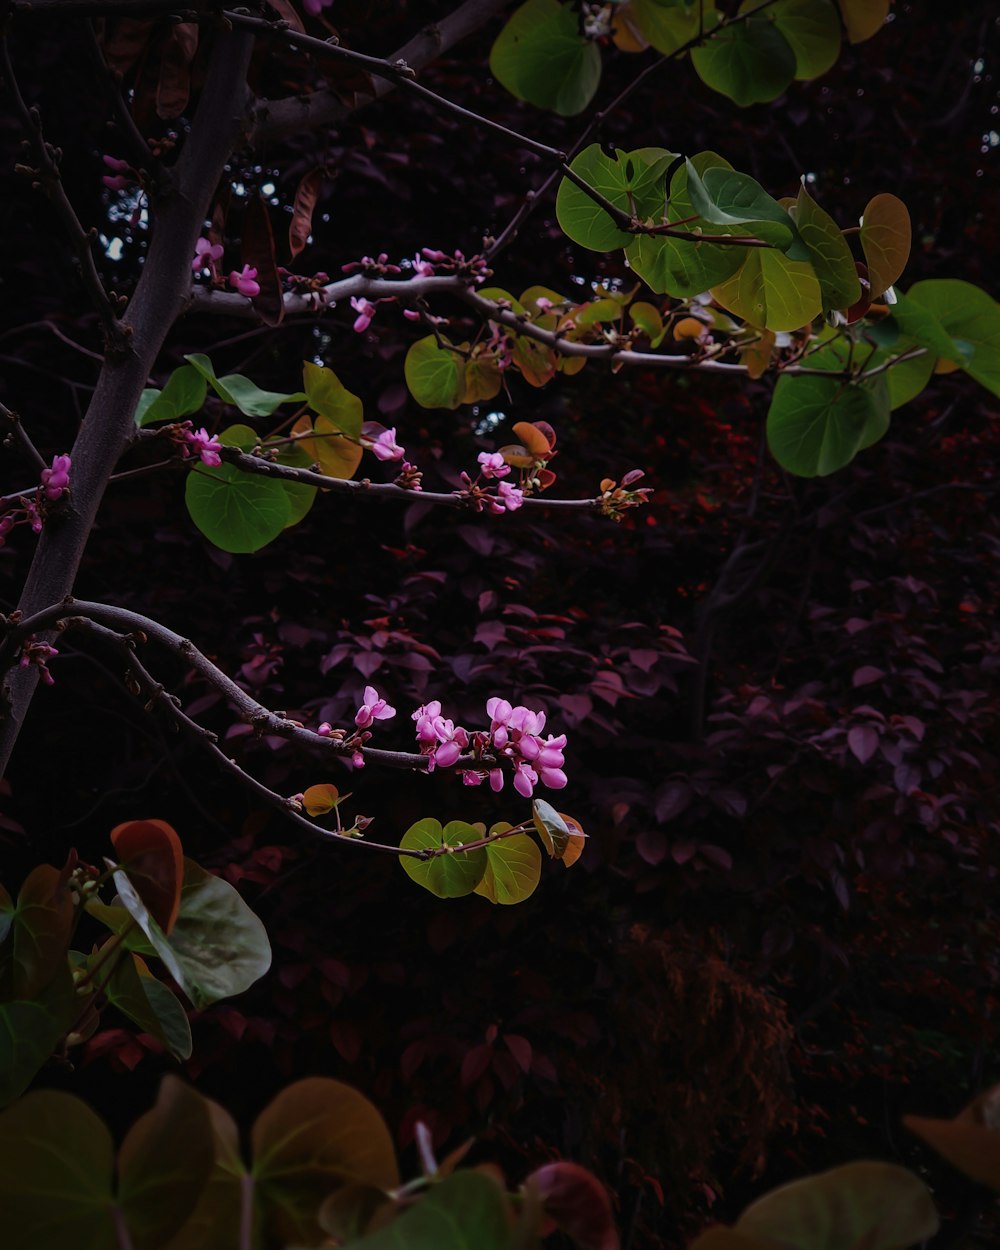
18, 639, 59, 686
229, 265, 261, 298
310, 689, 569, 799
192, 237, 223, 274
458, 451, 524, 513
183, 427, 223, 467
40, 454, 71, 501
598, 469, 653, 521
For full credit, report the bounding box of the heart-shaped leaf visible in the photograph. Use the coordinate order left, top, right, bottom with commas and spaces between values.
0, 864, 74, 1000
474, 829, 542, 905
489, 0, 602, 117
399, 820, 487, 898
252, 1078, 399, 1247
303, 362, 364, 439
404, 336, 467, 410
860, 194, 911, 298
339, 1171, 513, 1249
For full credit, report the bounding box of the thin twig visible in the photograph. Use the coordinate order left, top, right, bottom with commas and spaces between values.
1, 35, 129, 355
0, 402, 47, 473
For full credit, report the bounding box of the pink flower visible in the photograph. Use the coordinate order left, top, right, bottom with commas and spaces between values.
40, 454, 71, 501
317, 722, 333, 737
354, 685, 396, 729
192, 237, 224, 272
102, 155, 130, 172
411, 253, 437, 277
228, 266, 260, 297
477, 452, 510, 480
185, 427, 223, 467
350, 296, 377, 333
302, 0, 333, 14
496, 480, 524, 512
370, 427, 405, 462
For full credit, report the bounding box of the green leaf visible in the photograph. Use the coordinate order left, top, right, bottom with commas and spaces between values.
0, 864, 74, 1001
404, 337, 467, 410
84, 900, 159, 957
135, 366, 208, 427
889, 290, 965, 365
399, 820, 487, 898
772, 0, 841, 80
767, 374, 884, 476
859, 194, 911, 298
474, 829, 542, 905
734, 1161, 938, 1250
710, 247, 822, 331
629, 0, 712, 55
625, 152, 747, 298
0, 1089, 117, 1250
185, 440, 293, 554
302, 362, 363, 439
339, 1171, 513, 1250
795, 183, 861, 311
489, 0, 602, 117
684, 162, 798, 249
252, 1078, 399, 1248
838, 0, 889, 44
0, 965, 74, 1109
184, 354, 301, 418
691, 12, 797, 106
118, 1077, 216, 1250
114, 857, 271, 1011
532, 799, 573, 859
157, 1100, 244, 1250
269, 438, 318, 529
104, 954, 192, 1062
556, 144, 677, 253
908, 279, 1000, 398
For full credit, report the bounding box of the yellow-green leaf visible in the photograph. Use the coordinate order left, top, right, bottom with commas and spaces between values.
860, 193, 911, 298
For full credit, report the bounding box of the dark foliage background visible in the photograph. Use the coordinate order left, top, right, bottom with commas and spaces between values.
1, 2, 999, 1245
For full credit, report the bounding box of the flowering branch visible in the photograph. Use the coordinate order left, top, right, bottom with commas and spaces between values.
187, 275, 920, 383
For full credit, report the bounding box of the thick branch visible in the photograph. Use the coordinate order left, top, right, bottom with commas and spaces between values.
0, 29, 256, 779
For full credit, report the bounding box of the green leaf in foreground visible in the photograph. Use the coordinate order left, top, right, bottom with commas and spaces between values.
475, 829, 542, 905
489, 0, 602, 117
796, 182, 861, 311
691, 13, 796, 107
0, 1090, 116, 1250
135, 365, 207, 427
404, 336, 467, 410
556, 143, 676, 253
767, 373, 885, 476
711, 247, 822, 331
908, 278, 1000, 398
0, 965, 74, 1110
340, 1171, 513, 1250
399, 820, 487, 897
114, 857, 271, 1011
733, 1161, 938, 1250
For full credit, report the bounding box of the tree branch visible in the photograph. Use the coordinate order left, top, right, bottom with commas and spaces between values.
0, 27, 256, 779
0, 402, 47, 473
251, 0, 513, 147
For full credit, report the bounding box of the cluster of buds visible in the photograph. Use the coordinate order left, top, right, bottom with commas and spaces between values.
317, 685, 397, 769
40, 454, 72, 501
409, 246, 491, 286
18, 638, 59, 686
0, 497, 42, 546
599, 470, 652, 521
101, 154, 135, 192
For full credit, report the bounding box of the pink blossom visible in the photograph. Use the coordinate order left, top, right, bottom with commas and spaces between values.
102, 155, 130, 172
40, 454, 71, 501
316, 722, 333, 736
228, 266, 260, 297
192, 237, 224, 272
350, 296, 377, 333
411, 253, 437, 277
355, 685, 396, 729
402, 309, 422, 322
496, 480, 524, 512
513, 762, 539, 798
302, 0, 333, 14
370, 427, 405, 462
184, 427, 223, 467
477, 452, 510, 480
